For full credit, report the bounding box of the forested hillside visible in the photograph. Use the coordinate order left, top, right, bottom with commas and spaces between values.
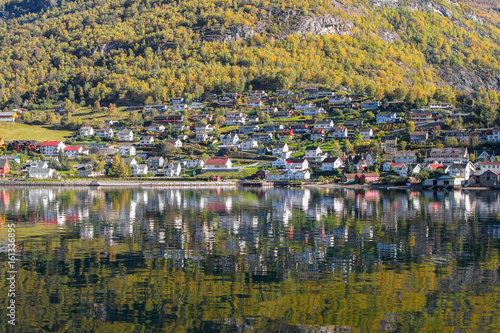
0, 0, 500, 108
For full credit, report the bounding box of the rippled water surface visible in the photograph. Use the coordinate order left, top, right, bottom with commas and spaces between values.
1, 187, 499, 332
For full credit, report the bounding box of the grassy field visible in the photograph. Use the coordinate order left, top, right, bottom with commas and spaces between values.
0, 123, 73, 141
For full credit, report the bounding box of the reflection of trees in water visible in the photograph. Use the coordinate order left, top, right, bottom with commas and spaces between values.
2, 187, 500, 331
2, 187, 500, 270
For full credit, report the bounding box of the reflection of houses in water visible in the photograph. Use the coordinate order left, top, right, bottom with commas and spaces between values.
216, 215, 241, 233
377, 243, 400, 259
6, 187, 500, 277
205, 196, 232, 213
272, 200, 292, 227
290, 189, 310, 211
80, 223, 94, 240
0, 189, 9, 210
410, 224, 432, 257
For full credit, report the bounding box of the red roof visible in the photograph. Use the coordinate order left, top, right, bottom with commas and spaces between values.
487, 170, 500, 176
427, 164, 444, 170
64, 146, 81, 151
41, 141, 62, 146
205, 158, 230, 166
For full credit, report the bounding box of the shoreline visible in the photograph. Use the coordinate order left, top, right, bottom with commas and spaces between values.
0, 180, 237, 188
0, 180, 496, 191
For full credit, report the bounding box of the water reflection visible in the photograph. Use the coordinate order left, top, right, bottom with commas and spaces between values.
1, 187, 500, 332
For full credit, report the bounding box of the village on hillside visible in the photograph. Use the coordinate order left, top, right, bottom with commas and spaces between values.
1, 88, 500, 189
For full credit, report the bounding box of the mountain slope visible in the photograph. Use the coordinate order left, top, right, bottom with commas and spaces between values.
0, 0, 499, 108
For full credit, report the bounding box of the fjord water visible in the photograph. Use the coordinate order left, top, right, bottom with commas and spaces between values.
1, 187, 499, 332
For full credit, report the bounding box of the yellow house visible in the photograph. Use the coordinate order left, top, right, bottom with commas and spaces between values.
0, 112, 18, 122
0, 138, 5, 150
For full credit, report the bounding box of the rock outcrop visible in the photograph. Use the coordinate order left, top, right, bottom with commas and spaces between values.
293, 15, 354, 36
438, 67, 500, 92
205, 25, 259, 43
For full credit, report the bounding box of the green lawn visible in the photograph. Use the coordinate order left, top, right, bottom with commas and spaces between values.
0, 123, 73, 141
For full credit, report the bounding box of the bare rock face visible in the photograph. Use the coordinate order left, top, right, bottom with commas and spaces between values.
205, 25, 258, 42
377, 28, 401, 43
293, 15, 354, 36
437, 67, 500, 92
372, 0, 455, 18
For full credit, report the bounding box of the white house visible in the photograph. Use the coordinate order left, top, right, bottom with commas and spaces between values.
195, 132, 211, 142
171, 97, 184, 104
330, 125, 348, 139
226, 111, 244, 118
295, 103, 315, 110
394, 151, 417, 164
172, 104, 189, 111
118, 129, 134, 142
448, 162, 475, 181
147, 156, 165, 168
427, 148, 469, 164
320, 158, 344, 171
289, 170, 311, 180
314, 120, 334, 130
303, 107, 326, 116
40, 141, 66, 156
28, 167, 54, 179
249, 90, 267, 98
238, 125, 260, 135
272, 158, 287, 169
376, 112, 399, 123
477, 162, 500, 175
329, 97, 352, 104
203, 158, 232, 170
166, 139, 183, 148
96, 128, 114, 139
477, 151, 496, 162
140, 136, 155, 146
359, 128, 373, 140
164, 162, 182, 177
132, 164, 149, 177
119, 146, 136, 156
225, 117, 246, 126
383, 162, 414, 177
240, 138, 259, 151
304, 146, 327, 162
222, 133, 239, 146
185, 159, 205, 169
195, 124, 215, 133
487, 129, 500, 142
252, 133, 273, 142
246, 100, 264, 108
147, 124, 166, 133
79, 126, 94, 136
286, 159, 309, 171
63, 146, 84, 158
272, 143, 291, 159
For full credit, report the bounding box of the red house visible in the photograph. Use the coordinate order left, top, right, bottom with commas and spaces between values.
278, 130, 294, 140
356, 173, 380, 184
0, 159, 10, 178
11, 140, 39, 152
256, 170, 270, 180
